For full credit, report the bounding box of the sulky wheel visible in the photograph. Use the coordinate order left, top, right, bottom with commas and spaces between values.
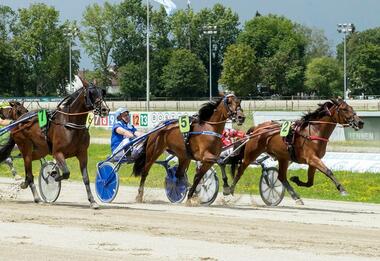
259, 167, 285, 206
194, 166, 219, 206
95, 162, 119, 203
38, 161, 61, 203
164, 165, 188, 203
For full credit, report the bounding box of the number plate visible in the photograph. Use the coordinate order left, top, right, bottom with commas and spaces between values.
179, 116, 190, 133
280, 121, 291, 137
38, 110, 48, 128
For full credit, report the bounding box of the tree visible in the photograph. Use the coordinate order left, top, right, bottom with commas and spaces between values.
238, 14, 307, 95
119, 62, 146, 98
337, 28, 380, 95
305, 57, 342, 97
219, 43, 259, 96
81, 2, 118, 87
12, 3, 77, 95
171, 4, 240, 96
296, 25, 331, 62
160, 49, 207, 98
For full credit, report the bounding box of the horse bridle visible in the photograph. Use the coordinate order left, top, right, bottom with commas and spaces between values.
324, 101, 356, 127
223, 94, 242, 122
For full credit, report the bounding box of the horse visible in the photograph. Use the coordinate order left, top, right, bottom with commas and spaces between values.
0, 101, 29, 180
133, 94, 245, 205
0, 101, 28, 120
0, 79, 109, 208
228, 98, 364, 204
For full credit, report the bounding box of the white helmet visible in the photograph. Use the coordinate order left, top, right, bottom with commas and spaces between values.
114, 107, 129, 119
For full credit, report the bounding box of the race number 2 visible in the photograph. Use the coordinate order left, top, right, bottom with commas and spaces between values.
179, 116, 190, 133
280, 121, 291, 137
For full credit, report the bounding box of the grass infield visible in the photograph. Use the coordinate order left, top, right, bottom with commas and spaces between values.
1, 144, 379, 204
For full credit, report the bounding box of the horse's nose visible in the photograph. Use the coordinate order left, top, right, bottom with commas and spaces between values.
358, 120, 364, 129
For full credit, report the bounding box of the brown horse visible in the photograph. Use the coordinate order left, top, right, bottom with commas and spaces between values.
229, 98, 364, 204
0, 101, 29, 180
0, 101, 28, 120
133, 94, 245, 205
0, 79, 109, 208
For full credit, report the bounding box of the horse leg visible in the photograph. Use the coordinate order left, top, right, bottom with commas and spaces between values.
54, 153, 70, 181
290, 166, 316, 187
308, 156, 347, 195
277, 160, 303, 205
77, 152, 98, 209
187, 161, 214, 206
20, 155, 41, 203
220, 164, 232, 195
176, 158, 191, 186
5, 157, 21, 180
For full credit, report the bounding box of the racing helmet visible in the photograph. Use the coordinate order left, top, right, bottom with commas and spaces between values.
114, 107, 129, 119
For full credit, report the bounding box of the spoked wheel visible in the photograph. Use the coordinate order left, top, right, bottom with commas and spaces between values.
194, 166, 219, 206
164, 165, 188, 203
259, 167, 285, 206
95, 162, 119, 203
38, 161, 61, 203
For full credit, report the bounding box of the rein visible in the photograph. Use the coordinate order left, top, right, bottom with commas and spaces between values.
56, 110, 93, 116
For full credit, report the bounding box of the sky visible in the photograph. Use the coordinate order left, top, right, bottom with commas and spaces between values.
3, 0, 380, 70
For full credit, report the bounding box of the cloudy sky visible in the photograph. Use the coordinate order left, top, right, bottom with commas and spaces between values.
3, 0, 380, 69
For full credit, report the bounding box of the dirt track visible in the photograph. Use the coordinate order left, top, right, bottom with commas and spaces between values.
0, 177, 379, 261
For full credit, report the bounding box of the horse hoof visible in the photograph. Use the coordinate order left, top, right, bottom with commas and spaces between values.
90, 202, 99, 209
186, 197, 200, 207
223, 187, 231, 196
295, 199, 304, 205
34, 198, 43, 204
20, 182, 28, 189
135, 195, 143, 203
340, 191, 348, 196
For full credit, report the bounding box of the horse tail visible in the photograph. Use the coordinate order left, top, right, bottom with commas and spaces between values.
0, 136, 15, 163
133, 139, 148, 177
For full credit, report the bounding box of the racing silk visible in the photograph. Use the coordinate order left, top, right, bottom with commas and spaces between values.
111, 120, 137, 152
222, 129, 245, 146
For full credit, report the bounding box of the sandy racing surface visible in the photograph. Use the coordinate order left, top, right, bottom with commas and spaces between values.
0, 177, 380, 261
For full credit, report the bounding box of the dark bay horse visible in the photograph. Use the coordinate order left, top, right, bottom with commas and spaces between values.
0, 79, 109, 208
0, 101, 29, 180
0, 101, 28, 120
229, 98, 364, 204
133, 94, 245, 205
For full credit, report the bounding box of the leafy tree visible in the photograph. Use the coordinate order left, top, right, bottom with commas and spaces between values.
119, 61, 146, 98
0, 5, 16, 40
305, 57, 342, 97
238, 14, 307, 95
81, 2, 118, 87
12, 3, 77, 95
171, 4, 240, 96
220, 43, 259, 96
160, 49, 207, 98
296, 25, 331, 62
337, 28, 380, 95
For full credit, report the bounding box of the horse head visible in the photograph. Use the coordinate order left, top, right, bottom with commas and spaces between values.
0, 101, 28, 120
78, 77, 110, 117
223, 94, 245, 125
329, 98, 364, 130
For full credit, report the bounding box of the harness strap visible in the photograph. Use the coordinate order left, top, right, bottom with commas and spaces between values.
189, 131, 223, 138
308, 135, 329, 142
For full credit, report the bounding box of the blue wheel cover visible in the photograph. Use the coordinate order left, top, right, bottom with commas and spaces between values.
95, 162, 119, 203
165, 166, 188, 203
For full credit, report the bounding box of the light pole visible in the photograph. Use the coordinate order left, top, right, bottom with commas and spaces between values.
202, 25, 218, 100
337, 23, 355, 100
64, 25, 79, 94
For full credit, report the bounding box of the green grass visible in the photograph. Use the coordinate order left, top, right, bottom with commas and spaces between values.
1, 144, 380, 203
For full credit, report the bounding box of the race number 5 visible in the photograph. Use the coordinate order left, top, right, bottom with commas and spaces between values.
280, 121, 291, 137
179, 116, 190, 133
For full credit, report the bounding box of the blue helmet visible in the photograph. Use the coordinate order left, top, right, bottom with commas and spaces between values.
114, 107, 129, 119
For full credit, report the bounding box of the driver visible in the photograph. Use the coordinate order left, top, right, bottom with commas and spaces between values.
110, 107, 144, 155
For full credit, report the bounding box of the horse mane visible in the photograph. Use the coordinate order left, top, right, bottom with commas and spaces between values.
299, 99, 340, 128
198, 97, 223, 122
61, 87, 83, 107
